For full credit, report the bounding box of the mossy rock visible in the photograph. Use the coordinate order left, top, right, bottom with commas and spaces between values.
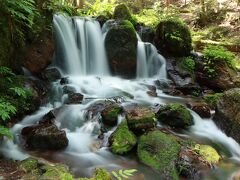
137, 130, 180, 179
113, 4, 131, 20
101, 105, 122, 126
105, 20, 137, 78
93, 168, 112, 180
154, 18, 192, 57
41, 164, 74, 180
126, 107, 156, 133
156, 103, 194, 129
109, 120, 137, 154
193, 144, 221, 164
213, 88, 240, 143
19, 158, 39, 173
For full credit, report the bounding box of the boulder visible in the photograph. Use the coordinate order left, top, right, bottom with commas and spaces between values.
126, 107, 156, 133
154, 18, 192, 57
213, 88, 240, 143
176, 145, 220, 179
138, 26, 155, 43
195, 46, 240, 91
137, 130, 180, 179
109, 120, 137, 154
156, 103, 194, 129
66, 93, 84, 104
101, 104, 122, 126
21, 123, 68, 150
113, 4, 132, 21
105, 20, 138, 78
186, 102, 211, 118
23, 36, 54, 74
60, 77, 70, 85
96, 15, 109, 27
41, 68, 61, 82
62, 86, 76, 94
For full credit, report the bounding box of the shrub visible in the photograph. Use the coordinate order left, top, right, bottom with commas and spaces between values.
179, 56, 196, 73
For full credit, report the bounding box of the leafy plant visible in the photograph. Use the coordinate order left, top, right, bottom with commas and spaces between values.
0, 125, 13, 139
179, 56, 196, 73
0, 98, 17, 122
112, 169, 137, 180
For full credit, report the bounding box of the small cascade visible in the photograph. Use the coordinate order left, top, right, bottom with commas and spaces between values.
54, 14, 109, 76
136, 40, 167, 79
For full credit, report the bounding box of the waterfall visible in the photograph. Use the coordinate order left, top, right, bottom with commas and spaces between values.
53, 14, 110, 76
136, 40, 167, 79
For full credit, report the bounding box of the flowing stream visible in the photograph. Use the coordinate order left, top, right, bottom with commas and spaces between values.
1, 14, 240, 179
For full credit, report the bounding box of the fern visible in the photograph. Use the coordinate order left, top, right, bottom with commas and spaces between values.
112, 169, 137, 180
9, 87, 29, 99
0, 125, 13, 139
0, 66, 15, 77
0, 98, 17, 121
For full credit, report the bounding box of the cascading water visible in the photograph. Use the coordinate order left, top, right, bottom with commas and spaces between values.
54, 14, 110, 75
1, 14, 240, 179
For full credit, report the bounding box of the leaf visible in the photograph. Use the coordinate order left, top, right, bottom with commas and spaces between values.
0, 126, 13, 139
112, 171, 122, 180
119, 170, 128, 178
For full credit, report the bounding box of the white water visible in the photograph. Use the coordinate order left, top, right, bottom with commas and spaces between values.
54, 14, 109, 76
1, 14, 240, 179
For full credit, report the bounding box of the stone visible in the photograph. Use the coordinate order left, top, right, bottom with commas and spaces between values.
186, 102, 211, 118
41, 68, 61, 81
156, 103, 194, 129
66, 93, 84, 104
101, 104, 122, 126
109, 120, 137, 154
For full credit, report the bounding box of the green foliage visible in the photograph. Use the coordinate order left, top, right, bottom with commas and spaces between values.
179, 56, 196, 73
203, 45, 236, 69
0, 98, 17, 122
204, 93, 223, 108
112, 169, 137, 180
0, 0, 39, 44
0, 125, 13, 139
84, 0, 116, 17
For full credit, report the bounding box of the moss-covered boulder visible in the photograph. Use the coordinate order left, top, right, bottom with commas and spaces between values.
176, 145, 220, 179
105, 20, 138, 78
41, 164, 74, 180
137, 130, 181, 179
156, 103, 193, 129
101, 104, 122, 126
126, 107, 156, 133
92, 168, 112, 180
195, 46, 239, 91
154, 18, 192, 57
113, 4, 132, 21
213, 88, 240, 143
109, 120, 137, 154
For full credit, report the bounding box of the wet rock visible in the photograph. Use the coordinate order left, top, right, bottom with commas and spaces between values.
175, 84, 202, 97
156, 103, 194, 129
154, 18, 192, 57
41, 68, 61, 82
126, 107, 156, 134
176, 145, 220, 179
162, 88, 184, 96
39, 108, 62, 124
154, 79, 173, 89
187, 102, 211, 118
60, 77, 69, 85
101, 104, 122, 126
137, 130, 181, 179
113, 4, 132, 21
147, 90, 157, 97
105, 20, 138, 78
137, 26, 155, 43
62, 86, 76, 94
23, 36, 54, 74
21, 123, 68, 150
96, 15, 109, 27
66, 93, 84, 104
213, 88, 240, 143
195, 51, 239, 91
109, 120, 137, 154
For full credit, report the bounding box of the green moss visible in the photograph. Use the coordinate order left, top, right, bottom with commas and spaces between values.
113, 4, 131, 21
137, 131, 180, 179
93, 168, 111, 180
19, 158, 39, 173
110, 120, 137, 154
42, 164, 74, 180
204, 93, 223, 109
155, 17, 192, 57
126, 107, 156, 131
106, 107, 122, 121
156, 103, 193, 129
193, 144, 221, 164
